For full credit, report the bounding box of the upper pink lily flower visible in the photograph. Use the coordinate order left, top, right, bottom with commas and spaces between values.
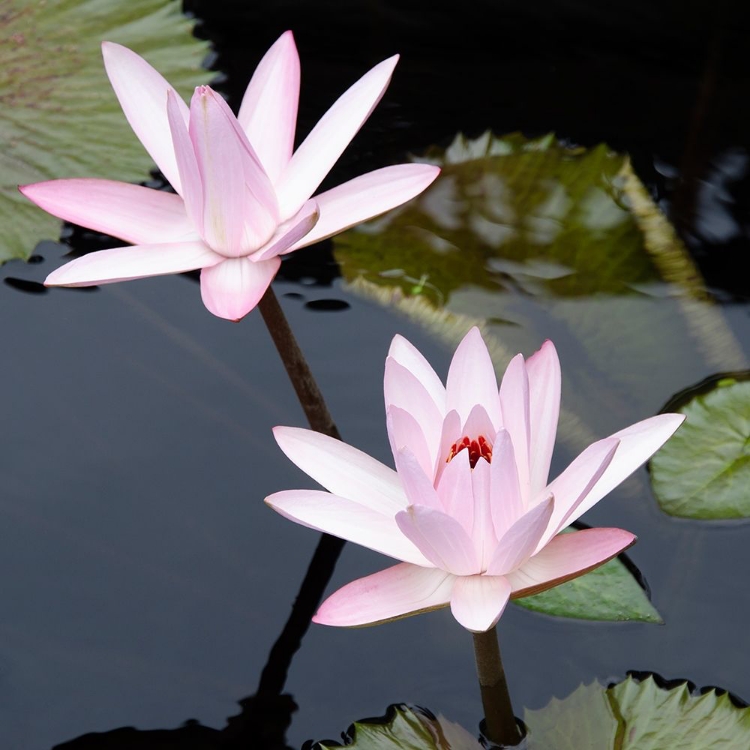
266, 328, 685, 633
20, 33, 440, 321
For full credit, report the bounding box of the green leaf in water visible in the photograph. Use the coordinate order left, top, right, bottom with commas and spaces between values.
514, 545, 662, 623
650, 376, 750, 519
314, 704, 481, 750
0, 0, 210, 264
526, 675, 750, 749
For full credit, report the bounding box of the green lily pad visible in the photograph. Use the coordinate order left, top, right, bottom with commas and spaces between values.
0, 0, 210, 263
315, 705, 481, 750
650, 375, 750, 519
526, 674, 750, 749
514, 547, 662, 623
313, 676, 750, 749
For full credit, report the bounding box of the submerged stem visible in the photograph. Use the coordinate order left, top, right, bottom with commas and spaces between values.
472, 628, 522, 747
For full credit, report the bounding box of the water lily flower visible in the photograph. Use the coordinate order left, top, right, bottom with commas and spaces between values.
20, 33, 439, 321
266, 328, 684, 633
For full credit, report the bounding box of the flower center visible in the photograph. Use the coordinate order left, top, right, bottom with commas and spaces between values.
446, 435, 492, 469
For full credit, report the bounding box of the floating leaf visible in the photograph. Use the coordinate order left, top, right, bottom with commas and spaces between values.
0, 0, 210, 263
650, 375, 750, 519
315, 704, 481, 750
526, 675, 750, 749
515, 548, 662, 623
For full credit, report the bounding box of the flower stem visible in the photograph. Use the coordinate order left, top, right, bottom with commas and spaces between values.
472, 627, 522, 747
257, 285, 341, 440
255, 284, 344, 697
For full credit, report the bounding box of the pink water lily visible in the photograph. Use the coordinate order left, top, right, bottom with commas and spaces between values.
20, 32, 439, 321
266, 328, 684, 633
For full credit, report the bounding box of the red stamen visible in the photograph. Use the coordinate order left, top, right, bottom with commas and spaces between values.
446, 434, 492, 468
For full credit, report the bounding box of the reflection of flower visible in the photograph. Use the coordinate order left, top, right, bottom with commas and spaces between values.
21, 32, 439, 320
267, 328, 684, 632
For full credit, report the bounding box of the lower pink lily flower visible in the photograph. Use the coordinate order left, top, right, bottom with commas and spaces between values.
266, 328, 685, 633
20, 32, 439, 321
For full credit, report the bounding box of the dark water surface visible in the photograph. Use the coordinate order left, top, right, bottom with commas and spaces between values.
3, 1, 750, 748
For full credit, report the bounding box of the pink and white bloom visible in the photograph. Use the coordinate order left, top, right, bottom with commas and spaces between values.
266, 328, 685, 633
20, 32, 439, 321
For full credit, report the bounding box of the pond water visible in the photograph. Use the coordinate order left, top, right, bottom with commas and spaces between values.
2, 1, 750, 748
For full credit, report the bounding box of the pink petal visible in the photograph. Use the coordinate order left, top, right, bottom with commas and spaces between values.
385, 358, 444, 460
486, 495, 554, 575
526, 340, 561, 497
251, 200, 319, 261
313, 563, 454, 627
167, 90, 204, 237
567, 414, 686, 523
199, 256, 280, 320
489, 430, 524, 541
44, 242, 222, 287
394, 448, 442, 510
102, 42, 189, 195
434, 409, 462, 485
460, 404, 497, 446
450, 575, 512, 633
287, 164, 441, 250
470, 458, 496, 570
386, 407, 432, 479
446, 327, 502, 429
538, 437, 620, 549
499, 353, 531, 503
508, 528, 636, 598
275, 56, 399, 219
19, 179, 194, 245
266, 490, 429, 566
396, 505, 479, 575
387, 334, 446, 413
272, 426, 406, 515
436, 448, 473, 528
190, 88, 264, 255
238, 30, 300, 183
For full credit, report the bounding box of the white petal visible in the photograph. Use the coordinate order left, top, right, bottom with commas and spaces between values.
20, 179, 194, 245
538, 437, 620, 549
437, 448, 474, 529
567, 414, 686, 523
275, 56, 399, 218
199, 256, 280, 320
238, 30, 300, 183
394, 448, 442, 510
526, 340, 561, 497
386, 407, 433, 480
488, 429, 524, 541
499, 353, 531, 503
450, 575, 512, 632
288, 164, 441, 250
486, 495, 554, 575
446, 327, 502, 428
388, 334, 446, 412
102, 42, 188, 194
313, 563, 454, 627
45, 242, 222, 287
273, 426, 406, 515
266, 490, 430, 566
471, 458, 496, 570
396, 505, 479, 575
508, 528, 636, 598
251, 200, 319, 261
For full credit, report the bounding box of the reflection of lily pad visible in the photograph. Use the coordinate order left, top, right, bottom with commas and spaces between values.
316, 676, 750, 749
650, 376, 750, 519
526, 675, 750, 749
335, 132, 745, 445
0, 0, 210, 263
515, 544, 662, 623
